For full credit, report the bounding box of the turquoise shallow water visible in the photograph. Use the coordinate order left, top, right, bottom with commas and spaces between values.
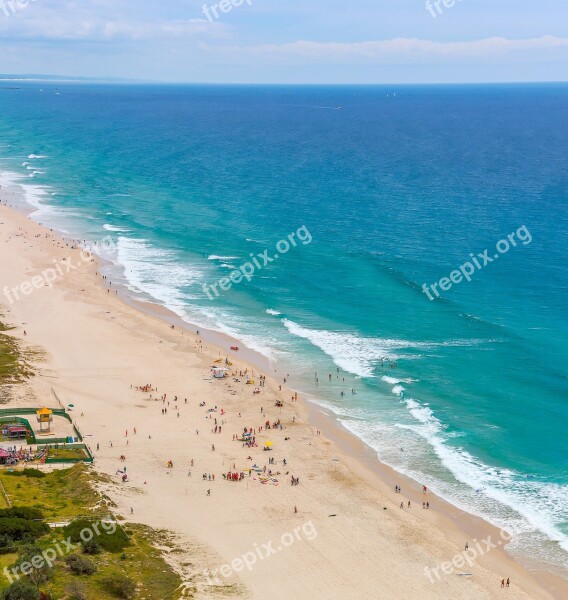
0, 82, 567, 574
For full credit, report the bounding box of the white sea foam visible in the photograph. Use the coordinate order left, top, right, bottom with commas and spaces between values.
398, 396, 568, 562
282, 319, 489, 378
114, 238, 205, 310
103, 224, 129, 233
210, 319, 276, 362
332, 396, 568, 572
266, 309, 281, 316
381, 376, 401, 385
208, 255, 239, 261
392, 384, 405, 395
282, 320, 408, 377
0, 171, 54, 217
28, 154, 47, 159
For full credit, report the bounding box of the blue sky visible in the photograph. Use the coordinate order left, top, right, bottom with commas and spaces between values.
0, 0, 566, 83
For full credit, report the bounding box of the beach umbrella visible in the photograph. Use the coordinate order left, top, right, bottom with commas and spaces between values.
264, 441, 273, 447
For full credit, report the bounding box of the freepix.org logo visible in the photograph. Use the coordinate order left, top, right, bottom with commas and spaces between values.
202, 225, 312, 300
421, 225, 532, 301
2, 236, 116, 305
1, 0, 39, 18
3, 518, 117, 584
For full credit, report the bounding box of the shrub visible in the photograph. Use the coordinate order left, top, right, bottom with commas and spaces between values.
0, 518, 49, 542
2, 581, 40, 600
5, 469, 45, 479
100, 573, 136, 599
16, 544, 52, 586
0, 507, 44, 521
65, 554, 97, 575
65, 581, 87, 600
82, 539, 101, 555
64, 520, 129, 553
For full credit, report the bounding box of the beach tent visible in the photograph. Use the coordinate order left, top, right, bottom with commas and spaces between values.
212, 367, 228, 379
0, 448, 10, 465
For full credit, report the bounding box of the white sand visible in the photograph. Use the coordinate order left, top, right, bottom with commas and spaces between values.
0, 198, 563, 600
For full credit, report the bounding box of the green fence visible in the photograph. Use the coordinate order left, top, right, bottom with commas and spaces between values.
43, 443, 93, 464
0, 416, 36, 444
0, 408, 93, 463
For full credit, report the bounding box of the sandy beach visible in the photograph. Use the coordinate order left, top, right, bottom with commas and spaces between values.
0, 189, 565, 599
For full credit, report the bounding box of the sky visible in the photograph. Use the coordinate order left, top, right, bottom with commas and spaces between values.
0, 0, 566, 83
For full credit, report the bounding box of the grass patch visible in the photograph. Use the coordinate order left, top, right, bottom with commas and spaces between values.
0, 464, 103, 521
0, 524, 184, 599
0, 319, 34, 384
0, 467, 186, 599
46, 447, 88, 461
4, 469, 45, 479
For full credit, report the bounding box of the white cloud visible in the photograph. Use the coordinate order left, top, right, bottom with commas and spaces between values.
201, 35, 568, 63
0, 18, 215, 41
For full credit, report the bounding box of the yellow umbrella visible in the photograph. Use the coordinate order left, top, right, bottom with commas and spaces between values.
264, 441, 273, 447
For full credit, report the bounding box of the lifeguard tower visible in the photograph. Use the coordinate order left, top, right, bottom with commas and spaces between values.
36, 407, 53, 433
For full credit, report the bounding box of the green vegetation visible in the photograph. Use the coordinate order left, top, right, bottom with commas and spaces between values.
4, 471, 44, 480
100, 573, 136, 599
0, 465, 103, 521
64, 555, 97, 576
0, 320, 34, 385
65, 520, 129, 554
0, 466, 184, 599
45, 447, 88, 462
0, 508, 49, 544
2, 580, 40, 600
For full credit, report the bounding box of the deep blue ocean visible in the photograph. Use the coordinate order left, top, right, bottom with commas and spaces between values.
0, 83, 566, 574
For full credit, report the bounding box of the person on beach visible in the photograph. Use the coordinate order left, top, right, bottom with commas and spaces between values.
501, 579, 505, 588
506, 578, 510, 587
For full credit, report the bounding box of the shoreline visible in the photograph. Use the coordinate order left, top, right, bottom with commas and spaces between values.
0, 186, 565, 598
